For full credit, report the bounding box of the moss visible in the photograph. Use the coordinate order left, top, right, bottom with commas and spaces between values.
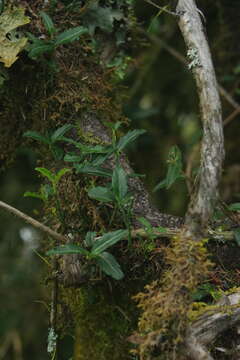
60, 284, 139, 360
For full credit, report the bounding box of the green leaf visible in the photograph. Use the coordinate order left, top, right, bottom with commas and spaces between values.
91, 153, 112, 166
228, 203, 240, 212
24, 191, 44, 201
154, 146, 184, 191
165, 146, 183, 189
88, 186, 114, 203
64, 153, 83, 162
51, 145, 64, 160
75, 165, 112, 178
40, 11, 56, 35
28, 41, 54, 58
35, 167, 55, 183
84, 231, 96, 247
156, 226, 167, 233
153, 179, 167, 192
23, 131, 51, 145
112, 166, 128, 201
117, 129, 146, 151
51, 124, 73, 142
91, 229, 128, 255
234, 229, 240, 246
96, 252, 124, 280
138, 217, 152, 232
55, 168, 71, 183
47, 244, 89, 256
81, 144, 112, 155
54, 26, 88, 46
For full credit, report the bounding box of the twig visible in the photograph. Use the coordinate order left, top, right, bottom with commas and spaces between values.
139, 29, 240, 128
223, 107, 240, 126
144, 0, 177, 17
0, 200, 67, 243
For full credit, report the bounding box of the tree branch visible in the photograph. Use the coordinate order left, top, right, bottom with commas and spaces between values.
185, 292, 240, 360
0, 200, 67, 243
176, 0, 224, 232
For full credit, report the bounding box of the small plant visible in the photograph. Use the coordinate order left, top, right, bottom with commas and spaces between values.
47, 229, 128, 280
24, 124, 73, 160
154, 145, 184, 191
26, 11, 88, 60
137, 217, 166, 252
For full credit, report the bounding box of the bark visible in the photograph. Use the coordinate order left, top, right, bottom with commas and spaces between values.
176, 0, 224, 233
185, 292, 240, 360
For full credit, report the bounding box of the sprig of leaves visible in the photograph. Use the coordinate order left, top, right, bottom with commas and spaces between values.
27, 11, 88, 59
154, 145, 184, 191
47, 229, 127, 280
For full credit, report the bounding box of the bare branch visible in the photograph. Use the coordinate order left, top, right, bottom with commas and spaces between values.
0, 200, 67, 243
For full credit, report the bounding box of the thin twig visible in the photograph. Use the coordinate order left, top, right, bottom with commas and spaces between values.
144, 0, 177, 17
0, 200, 67, 243
139, 28, 240, 128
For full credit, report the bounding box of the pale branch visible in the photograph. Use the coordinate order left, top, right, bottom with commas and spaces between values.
0, 200, 67, 243
185, 292, 240, 360
176, 0, 224, 231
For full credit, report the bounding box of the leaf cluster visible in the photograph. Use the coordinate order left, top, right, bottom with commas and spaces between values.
26, 11, 88, 59
47, 229, 127, 280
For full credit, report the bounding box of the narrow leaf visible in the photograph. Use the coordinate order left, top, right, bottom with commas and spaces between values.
88, 186, 114, 203
55, 168, 71, 183
234, 229, 240, 246
64, 153, 83, 162
40, 11, 56, 35
228, 203, 240, 212
92, 229, 128, 255
165, 146, 183, 189
75, 165, 112, 178
117, 129, 146, 151
84, 231, 96, 247
138, 217, 152, 231
47, 244, 89, 256
24, 191, 44, 200
35, 167, 55, 183
23, 131, 51, 145
51, 124, 73, 142
96, 252, 124, 280
153, 179, 167, 192
54, 26, 88, 46
112, 166, 128, 200
28, 41, 54, 58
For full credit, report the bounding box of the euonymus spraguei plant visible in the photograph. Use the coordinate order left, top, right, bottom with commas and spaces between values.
23, 122, 146, 279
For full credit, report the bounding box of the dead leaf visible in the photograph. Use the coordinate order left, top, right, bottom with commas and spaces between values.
0, 7, 30, 67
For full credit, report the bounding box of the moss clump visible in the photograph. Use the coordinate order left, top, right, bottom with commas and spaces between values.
61, 284, 139, 360
134, 233, 213, 360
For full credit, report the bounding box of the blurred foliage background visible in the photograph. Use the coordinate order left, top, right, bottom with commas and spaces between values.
0, 0, 239, 359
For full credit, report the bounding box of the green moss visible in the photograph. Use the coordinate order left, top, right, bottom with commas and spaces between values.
61, 284, 139, 360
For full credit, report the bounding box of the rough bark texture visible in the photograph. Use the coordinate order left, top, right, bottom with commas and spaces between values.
176, 0, 224, 232
80, 112, 183, 229
185, 292, 240, 360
